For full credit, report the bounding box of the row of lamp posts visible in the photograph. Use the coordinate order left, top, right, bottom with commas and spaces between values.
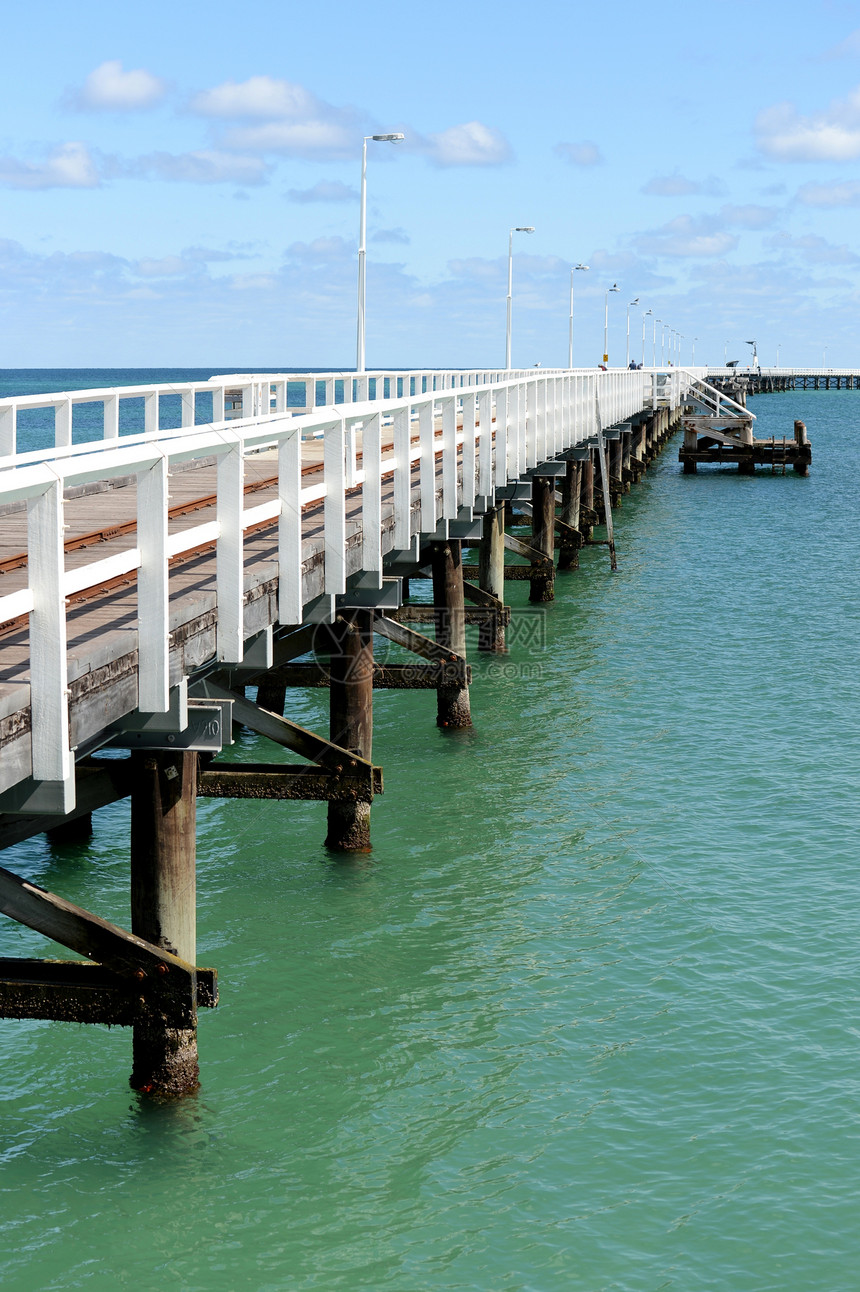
355, 133, 695, 372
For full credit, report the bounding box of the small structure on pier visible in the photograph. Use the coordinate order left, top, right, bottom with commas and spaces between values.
679, 377, 811, 475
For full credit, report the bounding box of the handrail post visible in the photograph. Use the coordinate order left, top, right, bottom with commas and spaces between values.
324, 417, 347, 596
277, 424, 303, 625
216, 435, 245, 663
28, 476, 74, 808
136, 454, 170, 712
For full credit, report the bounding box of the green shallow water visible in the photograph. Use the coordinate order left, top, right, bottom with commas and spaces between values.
2, 390, 859, 1291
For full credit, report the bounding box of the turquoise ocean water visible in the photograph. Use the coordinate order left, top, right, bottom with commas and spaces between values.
1, 374, 858, 1291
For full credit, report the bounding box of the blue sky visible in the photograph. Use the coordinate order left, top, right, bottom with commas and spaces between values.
2, 0, 860, 369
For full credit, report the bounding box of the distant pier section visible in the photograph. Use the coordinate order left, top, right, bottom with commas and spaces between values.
708, 367, 860, 393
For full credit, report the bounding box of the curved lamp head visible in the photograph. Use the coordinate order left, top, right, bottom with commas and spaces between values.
371, 133, 405, 142
515, 226, 535, 233
575, 263, 589, 271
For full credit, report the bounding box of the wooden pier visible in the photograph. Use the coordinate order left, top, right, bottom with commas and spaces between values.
0, 366, 772, 1094
707, 367, 860, 394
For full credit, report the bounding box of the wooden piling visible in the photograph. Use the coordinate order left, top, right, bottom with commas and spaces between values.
558, 460, 582, 570
683, 426, 698, 473
431, 541, 472, 728
580, 457, 595, 540
793, 421, 809, 475
478, 504, 506, 652
46, 813, 94, 846
256, 674, 288, 716
130, 750, 199, 1097
529, 477, 556, 602
325, 611, 374, 850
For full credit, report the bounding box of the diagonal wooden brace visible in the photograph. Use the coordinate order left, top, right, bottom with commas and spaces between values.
374, 614, 466, 666
195, 680, 376, 775
503, 532, 551, 565
0, 864, 211, 1028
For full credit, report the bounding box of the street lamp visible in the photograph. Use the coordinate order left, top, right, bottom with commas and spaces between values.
506, 226, 535, 370
642, 309, 652, 366
692, 337, 698, 365
568, 263, 589, 368
661, 323, 668, 365
653, 317, 660, 367
625, 297, 639, 367
604, 282, 620, 364
678, 333, 684, 365
356, 132, 404, 374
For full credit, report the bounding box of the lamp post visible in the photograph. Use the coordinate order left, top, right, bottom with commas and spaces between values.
625, 297, 639, 367
356, 132, 404, 374
692, 337, 698, 365
678, 333, 684, 365
603, 282, 619, 364
660, 323, 667, 366
568, 263, 589, 368
642, 309, 652, 366
653, 317, 659, 367
506, 226, 535, 370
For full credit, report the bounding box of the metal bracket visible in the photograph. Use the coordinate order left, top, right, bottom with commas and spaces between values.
106, 700, 232, 752
337, 576, 402, 611
524, 461, 567, 478
493, 482, 532, 500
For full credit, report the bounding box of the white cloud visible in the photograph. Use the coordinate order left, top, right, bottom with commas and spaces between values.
132, 150, 267, 184
555, 141, 603, 166
766, 232, 860, 265
641, 172, 726, 196
69, 60, 167, 111
285, 236, 353, 263
189, 75, 361, 159
634, 214, 738, 258
372, 227, 410, 244
190, 75, 319, 119
719, 203, 778, 229
423, 121, 511, 166
755, 89, 860, 161
221, 119, 356, 158
136, 255, 189, 277
796, 179, 860, 206
288, 180, 358, 202
0, 141, 100, 189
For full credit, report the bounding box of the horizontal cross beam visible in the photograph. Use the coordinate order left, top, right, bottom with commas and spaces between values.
197, 762, 382, 801
0, 959, 217, 1025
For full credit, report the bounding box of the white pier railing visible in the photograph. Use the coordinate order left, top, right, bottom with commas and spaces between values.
0, 368, 557, 458
0, 366, 699, 811
0, 366, 700, 459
